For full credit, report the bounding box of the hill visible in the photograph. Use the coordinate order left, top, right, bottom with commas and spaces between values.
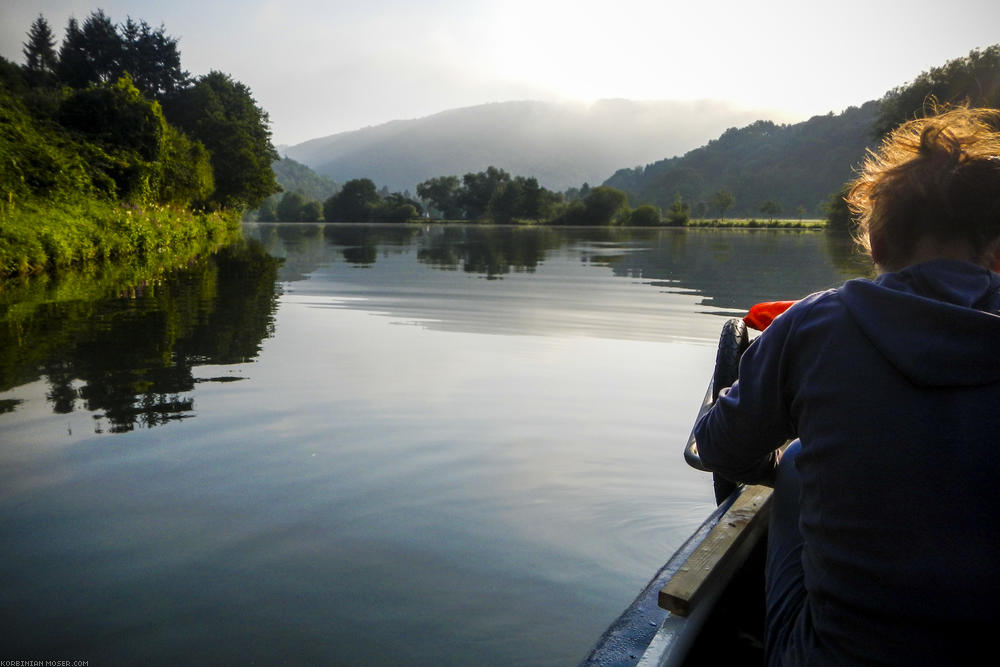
272, 157, 339, 201
604, 102, 880, 217
604, 45, 1000, 218
282, 99, 792, 193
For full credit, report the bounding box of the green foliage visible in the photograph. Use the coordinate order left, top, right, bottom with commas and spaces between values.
118, 17, 189, 99
158, 124, 214, 206
1, 10, 279, 277
56, 18, 90, 88
372, 192, 421, 222
70, 10, 120, 86
22, 15, 58, 87
417, 175, 462, 219
0, 85, 95, 203
271, 157, 339, 202
320, 178, 421, 223
256, 198, 277, 222
554, 186, 629, 226
628, 204, 661, 226
52, 10, 187, 98
276, 191, 308, 221
324, 178, 379, 221
665, 193, 690, 226
417, 169, 560, 222
251, 157, 339, 222
165, 71, 279, 210
300, 200, 323, 222
710, 189, 734, 219
58, 73, 167, 159
0, 198, 240, 277
604, 103, 879, 218
824, 183, 856, 232
760, 200, 782, 221
875, 46, 1000, 138
460, 166, 511, 219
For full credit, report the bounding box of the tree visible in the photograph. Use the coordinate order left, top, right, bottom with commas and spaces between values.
760, 200, 783, 221
556, 186, 629, 225
300, 200, 323, 222
629, 204, 662, 226
56, 18, 90, 88
824, 184, 856, 232
666, 193, 690, 226
22, 15, 58, 86
324, 178, 379, 221
459, 166, 510, 219
58, 73, 168, 200
158, 123, 214, 206
875, 46, 1000, 138
710, 189, 734, 220
416, 175, 462, 219
518, 177, 559, 221
372, 192, 421, 222
78, 10, 122, 85
165, 71, 279, 209
256, 198, 278, 222
119, 17, 188, 99
277, 191, 307, 221
487, 179, 524, 223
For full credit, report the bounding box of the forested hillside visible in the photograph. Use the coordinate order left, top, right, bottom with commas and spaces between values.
606, 45, 1000, 219
605, 102, 879, 217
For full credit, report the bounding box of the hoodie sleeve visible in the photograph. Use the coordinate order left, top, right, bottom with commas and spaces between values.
694, 302, 801, 485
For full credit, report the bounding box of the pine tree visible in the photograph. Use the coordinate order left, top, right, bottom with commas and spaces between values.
22, 14, 58, 86
57, 17, 90, 87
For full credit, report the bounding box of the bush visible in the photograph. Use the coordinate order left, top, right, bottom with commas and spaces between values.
629, 204, 661, 226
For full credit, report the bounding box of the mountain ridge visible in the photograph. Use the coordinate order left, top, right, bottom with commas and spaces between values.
282, 99, 801, 193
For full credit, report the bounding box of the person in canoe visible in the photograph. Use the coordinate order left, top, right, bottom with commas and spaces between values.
694, 106, 1000, 666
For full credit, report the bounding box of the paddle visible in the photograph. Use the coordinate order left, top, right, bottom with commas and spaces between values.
684, 301, 797, 504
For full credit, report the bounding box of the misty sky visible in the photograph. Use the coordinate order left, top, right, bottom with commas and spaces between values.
2, 0, 999, 147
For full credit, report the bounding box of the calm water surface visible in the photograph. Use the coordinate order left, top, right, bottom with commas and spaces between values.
0, 224, 868, 665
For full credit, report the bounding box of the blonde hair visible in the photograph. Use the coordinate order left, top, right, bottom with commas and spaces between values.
847, 106, 1000, 269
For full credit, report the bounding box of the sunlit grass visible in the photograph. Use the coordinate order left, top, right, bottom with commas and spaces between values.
0, 199, 241, 278
685, 218, 826, 229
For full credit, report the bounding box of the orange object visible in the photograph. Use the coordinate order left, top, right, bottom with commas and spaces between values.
744, 300, 797, 331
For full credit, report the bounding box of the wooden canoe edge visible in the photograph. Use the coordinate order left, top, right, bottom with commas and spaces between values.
658, 484, 773, 617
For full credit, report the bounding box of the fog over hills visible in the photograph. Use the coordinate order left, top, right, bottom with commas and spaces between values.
281, 99, 797, 192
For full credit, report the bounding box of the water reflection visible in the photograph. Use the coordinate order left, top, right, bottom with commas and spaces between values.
246, 223, 872, 336
415, 225, 561, 278
0, 223, 876, 665
0, 241, 281, 430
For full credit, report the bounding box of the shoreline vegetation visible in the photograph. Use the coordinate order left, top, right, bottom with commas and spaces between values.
1, 10, 278, 282
1, 200, 241, 278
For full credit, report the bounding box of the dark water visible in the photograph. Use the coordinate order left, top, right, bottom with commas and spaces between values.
0, 224, 869, 665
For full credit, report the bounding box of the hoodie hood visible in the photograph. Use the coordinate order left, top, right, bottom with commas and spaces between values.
840, 260, 1000, 387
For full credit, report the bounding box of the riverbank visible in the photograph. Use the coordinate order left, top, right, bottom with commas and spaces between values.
685, 218, 826, 229
0, 199, 241, 279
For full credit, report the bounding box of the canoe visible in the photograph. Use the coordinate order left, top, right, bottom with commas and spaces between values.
581, 317, 773, 666
580, 480, 770, 666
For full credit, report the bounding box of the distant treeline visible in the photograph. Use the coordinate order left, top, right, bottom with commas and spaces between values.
256, 165, 657, 226
1, 10, 279, 276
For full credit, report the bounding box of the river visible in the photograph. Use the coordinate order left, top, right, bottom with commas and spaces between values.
0, 224, 869, 665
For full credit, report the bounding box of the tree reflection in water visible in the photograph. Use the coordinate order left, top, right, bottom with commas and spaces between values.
0, 241, 281, 433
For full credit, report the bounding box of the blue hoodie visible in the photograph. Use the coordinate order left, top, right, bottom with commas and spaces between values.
695, 259, 1000, 665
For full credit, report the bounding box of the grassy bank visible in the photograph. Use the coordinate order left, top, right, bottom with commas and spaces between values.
685, 218, 826, 229
0, 199, 241, 278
